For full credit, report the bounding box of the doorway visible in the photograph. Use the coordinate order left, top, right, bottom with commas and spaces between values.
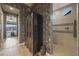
3, 13, 19, 48
33, 12, 43, 55
0, 4, 20, 49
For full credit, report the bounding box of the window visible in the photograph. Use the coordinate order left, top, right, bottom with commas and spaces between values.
62, 7, 72, 16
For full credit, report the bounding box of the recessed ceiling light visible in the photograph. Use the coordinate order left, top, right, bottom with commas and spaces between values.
10, 7, 13, 10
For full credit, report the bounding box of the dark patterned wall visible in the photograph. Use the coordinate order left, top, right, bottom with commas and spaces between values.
32, 3, 53, 54
0, 3, 53, 54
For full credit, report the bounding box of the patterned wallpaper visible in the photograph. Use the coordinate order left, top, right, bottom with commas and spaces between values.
0, 3, 53, 54
32, 3, 53, 54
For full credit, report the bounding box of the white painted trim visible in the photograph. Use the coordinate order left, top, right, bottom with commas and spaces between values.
0, 5, 4, 46
18, 13, 20, 44
76, 3, 78, 56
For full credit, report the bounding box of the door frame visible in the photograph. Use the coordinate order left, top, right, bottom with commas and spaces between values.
3, 12, 20, 42
0, 6, 20, 47
4, 13, 18, 39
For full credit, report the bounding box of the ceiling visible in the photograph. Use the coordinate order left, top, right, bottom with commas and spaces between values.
2, 5, 20, 14
2, 3, 71, 14
53, 3, 71, 11
24, 3, 71, 11
25, 3, 71, 11
24, 3, 33, 7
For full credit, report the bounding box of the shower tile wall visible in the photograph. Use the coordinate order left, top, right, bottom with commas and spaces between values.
52, 4, 77, 56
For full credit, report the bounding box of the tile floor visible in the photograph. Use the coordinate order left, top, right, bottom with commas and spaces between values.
0, 37, 32, 56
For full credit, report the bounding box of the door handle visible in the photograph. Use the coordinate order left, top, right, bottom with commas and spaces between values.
73, 20, 77, 38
